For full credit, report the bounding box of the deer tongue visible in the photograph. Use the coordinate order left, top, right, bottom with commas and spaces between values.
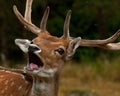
28, 63, 39, 70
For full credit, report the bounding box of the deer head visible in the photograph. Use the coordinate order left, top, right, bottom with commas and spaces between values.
13, 0, 120, 96
13, 1, 82, 73
13, 0, 120, 72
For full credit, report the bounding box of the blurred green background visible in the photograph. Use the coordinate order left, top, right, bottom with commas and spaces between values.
0, 0, 120, 65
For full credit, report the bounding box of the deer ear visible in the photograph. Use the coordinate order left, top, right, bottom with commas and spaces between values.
15, 39, 31, 53
66, 37, 81, 60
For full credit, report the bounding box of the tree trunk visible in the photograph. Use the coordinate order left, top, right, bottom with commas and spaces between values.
0, 1, 8, 65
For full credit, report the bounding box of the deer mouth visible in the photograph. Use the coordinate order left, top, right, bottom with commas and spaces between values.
26, 52, 44, 71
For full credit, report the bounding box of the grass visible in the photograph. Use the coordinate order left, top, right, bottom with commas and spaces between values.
59, 58, 120, 96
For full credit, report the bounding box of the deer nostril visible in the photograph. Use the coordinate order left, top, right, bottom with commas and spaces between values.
30, 41, 33, 44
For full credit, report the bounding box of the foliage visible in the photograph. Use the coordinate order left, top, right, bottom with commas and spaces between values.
0, 0, 120, 63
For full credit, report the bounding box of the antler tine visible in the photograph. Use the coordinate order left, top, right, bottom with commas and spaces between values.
98, 42, 120, 50
24, 0, 33, 23
13, 6, 41, 34
63, 10, 72, 38
13, 0, 41, 35
40, 6, 50, 30
80, 29, 120, 46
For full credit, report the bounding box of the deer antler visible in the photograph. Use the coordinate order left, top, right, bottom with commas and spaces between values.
63, 10, 72, 38
97, 42, 120, 50
80, 29, 120, 47
24, 0, 32, 23
62, 10, 120, 46
40, 7, 50, 30
13, 0, 49, 35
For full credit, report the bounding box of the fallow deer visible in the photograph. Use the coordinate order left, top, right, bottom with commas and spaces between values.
1, 0, 120, 96
0, 66, 57, 96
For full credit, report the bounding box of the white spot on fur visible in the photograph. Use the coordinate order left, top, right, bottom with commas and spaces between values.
25, 81, 28, 84
0, 70, 5, 72
1, 90, 5, 93
18, 86, 22, 90
5, 71, 20, 76
11, 82, 15, 86
3, 71, 25, 79
5, 86, 8, 90
20, 74, 25, 80
0, 75, 4, 78
25, 90, 29, 94
10, 78, 14, 81
5, 80, 9, 85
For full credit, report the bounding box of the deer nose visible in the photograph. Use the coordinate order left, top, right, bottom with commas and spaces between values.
28, 44, 41, 53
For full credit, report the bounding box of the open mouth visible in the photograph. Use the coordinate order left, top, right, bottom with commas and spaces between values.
26, 52, 44, 71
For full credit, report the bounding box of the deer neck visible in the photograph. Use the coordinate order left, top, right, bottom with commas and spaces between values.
30, 75, 57, 96
26, 68, 59, 96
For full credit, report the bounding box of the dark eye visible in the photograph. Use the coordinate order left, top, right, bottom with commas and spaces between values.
55, 48, 65, 55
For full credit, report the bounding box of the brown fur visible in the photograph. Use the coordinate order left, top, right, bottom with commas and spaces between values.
0, 69, 32, 96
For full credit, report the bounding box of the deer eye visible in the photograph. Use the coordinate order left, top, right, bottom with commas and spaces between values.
55, 48, 65, 55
